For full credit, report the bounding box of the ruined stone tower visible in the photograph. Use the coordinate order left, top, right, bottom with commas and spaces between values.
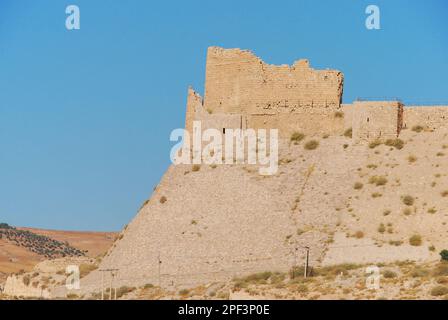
186, 47, 345, 138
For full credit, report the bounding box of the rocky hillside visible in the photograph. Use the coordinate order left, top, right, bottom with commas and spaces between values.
75, 123, 448, 297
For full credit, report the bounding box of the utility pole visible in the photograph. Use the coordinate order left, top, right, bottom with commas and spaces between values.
304, 246, 310, 278
99, 268, 119, 300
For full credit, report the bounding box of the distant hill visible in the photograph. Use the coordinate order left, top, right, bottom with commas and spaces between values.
0, 223, 117, 277
0, 224, 84, 259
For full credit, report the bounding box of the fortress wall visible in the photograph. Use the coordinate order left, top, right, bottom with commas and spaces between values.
201, 47, 344, 137
352, 101, 402, 143
185, 87, 204, 135
403, 106, 448, 131
342, 103, 354, 130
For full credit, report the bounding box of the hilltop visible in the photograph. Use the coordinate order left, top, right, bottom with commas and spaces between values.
0, 223, 116, 282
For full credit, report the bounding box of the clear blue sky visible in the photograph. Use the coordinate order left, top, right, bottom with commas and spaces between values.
0, 0, 447, 231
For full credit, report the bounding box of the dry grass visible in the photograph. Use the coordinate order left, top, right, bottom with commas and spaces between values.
402, 195, 415, 206
430, 286, 448, 296
290, 132, 305, 143
412, 125, 424, 133
407, 155, 417, 163
383, 270, 397, 278
385, 139, 405, 150
353, 182, 363, 190
354, 231, 364, 239
369, 176, 388, 186
344, 128, 352, 138
334, 111, 344, 118
79, 264, 98, 278
304, 140, 319, 150
369, 140, 382, 149
409, 235, 422, 247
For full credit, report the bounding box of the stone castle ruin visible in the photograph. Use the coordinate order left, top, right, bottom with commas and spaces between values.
186, 47, 448, 143
55, 47, 448, 297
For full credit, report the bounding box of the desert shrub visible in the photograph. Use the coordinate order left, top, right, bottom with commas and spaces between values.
441, 191, 448, 197
437, 152, 445, 157
304, 140, 319, 150
440, 250, 448, 261
290, 132, 305, 143
409, 235, 422, 246
369, 140, 382, 149
192, 164, 201, 172
353, 182, 363, 190
433, 263, 448, 276
385, 139, 405, 150
383, 210, 391, 216
22, 275, 30, 286
428, 207, 437, 214
369, 176, 388, 186
314, 263, 361, 276
366, 164, 378, 169
402, 195, 414, 206
383, 270, 397, 279
430, 286, 448, 296
143, 283, 154, 289
297, 284, 309, 293
377, 224, 386, 234
403, 208, 412, 216
344, 128, 352, 138
411, 267, 429, 278
407, 155, 417, 163
159, 196, 167, 204
79, 264, 98, 278
412, 125, 424, 133
371, 192, 382, 198
115, 286, 136, 299
233, 272, 273, 288
334, 111, 344, 118
270, 272, 286, 284
178, 289, 190, 296
354, 231, 364, 239
66, 293, 79, 299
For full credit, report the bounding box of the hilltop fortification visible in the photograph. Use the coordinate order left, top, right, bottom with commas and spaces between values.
186, 47, 448, 143
51, 47, 448, 298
